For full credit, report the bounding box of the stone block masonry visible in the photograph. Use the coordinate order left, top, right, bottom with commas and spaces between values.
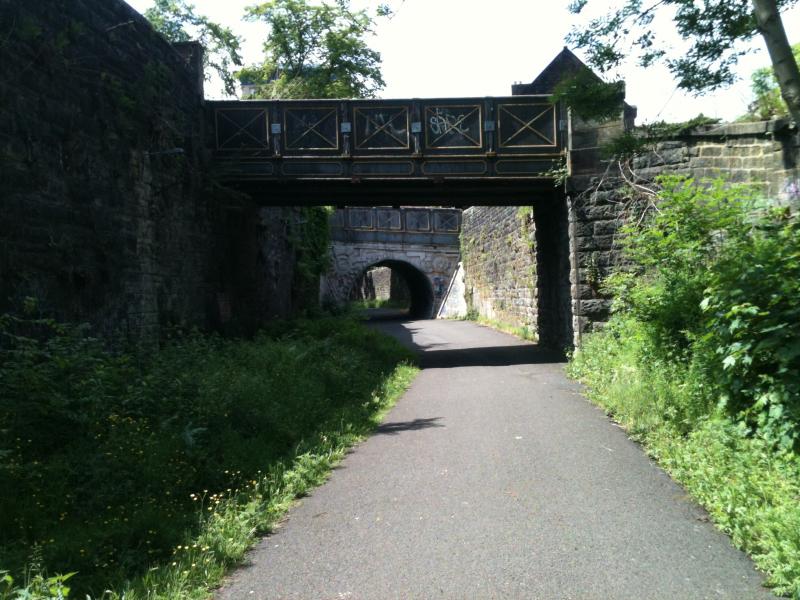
458, 119, 798, 349
566, 119, 799, 343
0, 0, 298, 340
459, 202, 572, 348
323, 242, 460, 318
631, 121, 800, 206
461, 206, 538, 335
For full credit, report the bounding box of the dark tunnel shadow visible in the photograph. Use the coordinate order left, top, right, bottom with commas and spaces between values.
368, 318, 567, 368
362, 308, 410, 321
352, 260, 435, 319
374, 417, 444, 435
418, 344, 565, 368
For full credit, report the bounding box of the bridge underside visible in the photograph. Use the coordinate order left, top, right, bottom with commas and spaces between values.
232, 179, 562, 206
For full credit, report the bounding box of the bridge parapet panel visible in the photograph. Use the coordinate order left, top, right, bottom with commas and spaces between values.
329, 207, 461, 246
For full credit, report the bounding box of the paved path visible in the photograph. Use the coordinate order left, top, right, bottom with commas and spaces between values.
218, 319, 774, 600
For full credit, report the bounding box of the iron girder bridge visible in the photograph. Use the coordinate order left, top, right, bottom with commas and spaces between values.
208, 96, 565, 205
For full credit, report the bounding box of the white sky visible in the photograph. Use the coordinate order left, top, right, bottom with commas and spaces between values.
125, 0, 800, 124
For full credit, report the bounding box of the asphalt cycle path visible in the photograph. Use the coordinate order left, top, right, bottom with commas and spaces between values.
218, 318, 774, 600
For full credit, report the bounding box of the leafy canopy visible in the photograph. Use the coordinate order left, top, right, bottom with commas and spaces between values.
747, 41, 800, 118
567, 0, 799, 92
145, 0, 243, 96
240, 0, 385, 99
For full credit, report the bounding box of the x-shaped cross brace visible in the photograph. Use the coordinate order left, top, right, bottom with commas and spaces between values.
428, 107, 481, 147
500, 106, 554, 146
218, 110, 268, 148
357, 109, 408, 148
287, 109, 337, 149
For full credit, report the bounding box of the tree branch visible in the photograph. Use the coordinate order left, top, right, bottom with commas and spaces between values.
752, 0, 800, 124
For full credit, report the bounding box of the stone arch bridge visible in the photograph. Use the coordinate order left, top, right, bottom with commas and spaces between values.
321, 207, 461, 318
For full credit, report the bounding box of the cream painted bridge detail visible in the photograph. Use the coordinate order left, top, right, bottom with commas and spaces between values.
320, 207, 461, 318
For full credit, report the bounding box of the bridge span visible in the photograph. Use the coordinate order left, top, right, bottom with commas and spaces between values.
321, 206, 461, 318
209, 47, 621, 346
209, 96, 564, 205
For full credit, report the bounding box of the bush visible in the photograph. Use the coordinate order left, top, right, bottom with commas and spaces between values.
569, 175, 800, 594
607, 177, 756, 352
602, 177, 799, 447
700, 209, 800, 448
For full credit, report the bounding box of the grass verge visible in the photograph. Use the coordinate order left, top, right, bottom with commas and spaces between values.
0, 316, 418, 599
459, 312, 537, 343
116, 361, 417, 600
569, 328, 800, 597
348, 298, 409, 311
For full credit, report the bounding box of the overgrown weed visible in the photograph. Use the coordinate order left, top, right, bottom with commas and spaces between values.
0, 315, 417, 598
568, 176, 800, 595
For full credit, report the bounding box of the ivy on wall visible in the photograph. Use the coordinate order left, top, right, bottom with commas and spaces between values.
290, 206, 331, 311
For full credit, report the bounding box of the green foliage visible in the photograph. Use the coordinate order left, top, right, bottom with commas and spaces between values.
349, 298, 409, 311
570, 316, 708, 435
0, 565, 75, 600
602, 115, 721, 160
608, 177, 756, 351
551, 69, 626, 122
568, 0, 798, 92
291, 207, 331, 310
463, 308, 480, 322
241, 0, 384, 99
464, 316, 537, 343
515, 206, 534, 223
653, 420, 800, 595
569, 175, 800, 593
746, 42, 800, 119
607, 177, 800, 448
0, 315, 416, 597
144, 0, 243, 96
699, 209, 800, 448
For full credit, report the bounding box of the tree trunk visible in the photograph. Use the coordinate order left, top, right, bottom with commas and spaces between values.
752, 0, 800, 125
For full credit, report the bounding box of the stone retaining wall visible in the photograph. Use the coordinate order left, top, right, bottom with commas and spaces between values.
632, 120, 799, 203
0, 0, 298, 340
460, 206, 538, 333
567, 120, 799, 342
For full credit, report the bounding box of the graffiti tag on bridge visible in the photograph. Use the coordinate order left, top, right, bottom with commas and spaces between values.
429, 108, 471, 136
425, 105, 481, 148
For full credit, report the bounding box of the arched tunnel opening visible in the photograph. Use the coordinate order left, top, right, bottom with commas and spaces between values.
350, 260, 435, 319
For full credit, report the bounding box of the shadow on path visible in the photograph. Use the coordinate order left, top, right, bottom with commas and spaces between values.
419, 344, 563, 368
374, 417, 444, 435
368, 316, 566, 369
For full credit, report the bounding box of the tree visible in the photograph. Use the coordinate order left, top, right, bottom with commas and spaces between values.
240, 0, 385, 99
567, 0, 800, 124
145, 0, 243, 96
747, 42, 800, 118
